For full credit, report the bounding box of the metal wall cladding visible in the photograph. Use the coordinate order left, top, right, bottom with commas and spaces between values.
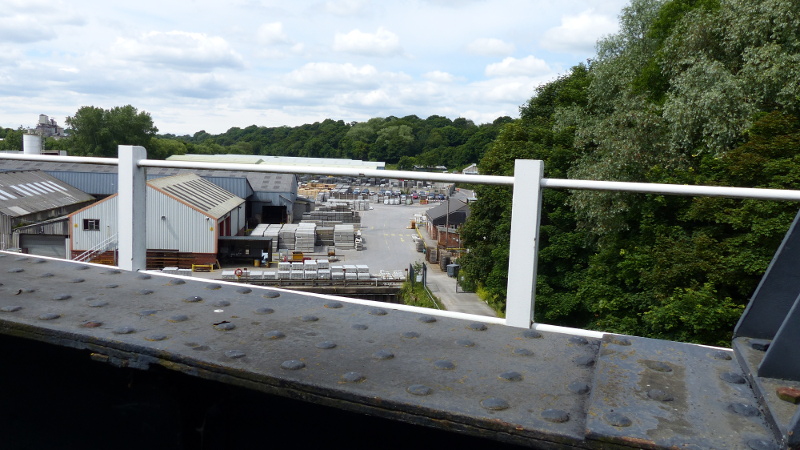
48, 171, 118, 196
146, 189, 216, 253
71, 189, 220, 253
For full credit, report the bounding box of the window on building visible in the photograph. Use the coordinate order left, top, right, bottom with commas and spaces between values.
83, 219, 100, 231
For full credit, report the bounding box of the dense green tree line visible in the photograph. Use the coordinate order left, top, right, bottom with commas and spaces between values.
460, 0, 800, 346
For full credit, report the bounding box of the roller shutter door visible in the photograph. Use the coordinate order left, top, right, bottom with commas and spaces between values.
19, 235, 67, 258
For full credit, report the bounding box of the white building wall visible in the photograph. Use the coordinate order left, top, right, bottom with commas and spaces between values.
147, 189, 216, 253
71, 188, 220, 253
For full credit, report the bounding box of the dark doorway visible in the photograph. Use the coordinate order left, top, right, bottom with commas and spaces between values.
261, 205, 286, 224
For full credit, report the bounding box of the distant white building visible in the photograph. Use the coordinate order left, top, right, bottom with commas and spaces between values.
68, 173, 245, 267
462, 163, 479, 175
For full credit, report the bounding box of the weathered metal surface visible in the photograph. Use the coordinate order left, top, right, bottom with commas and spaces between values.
0, 252, 785, 448
586, 335, 779, 449
734, 337, 800, 448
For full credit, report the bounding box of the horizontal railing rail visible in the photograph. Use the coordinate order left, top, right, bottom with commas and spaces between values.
4, 149, 800, 331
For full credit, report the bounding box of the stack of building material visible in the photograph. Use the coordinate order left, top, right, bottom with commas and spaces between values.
248, 271, 263, 280
303, 260, 318, 280
265, 224, 281, 255
356, 265, 370, 280
279, 224, 298, 250
343, 264, 358, 281
334, 224, 355, 249
317, 226, 335, 245
278, 269, 291, 280
331, 265, 344, 280
295, 223, 316, 252
318, 268, 331, 280
263, 271, 279, 280
317, 259, 330, 269
177, 269, 193, 277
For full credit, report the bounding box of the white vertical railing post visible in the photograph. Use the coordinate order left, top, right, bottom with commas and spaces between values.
505, 160, 544, 328
118, 146, 147, 271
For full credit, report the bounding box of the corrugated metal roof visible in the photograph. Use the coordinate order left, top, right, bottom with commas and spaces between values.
0, 160, 294, 196
148, 173, 244, 219
165, 154, 265, 164
0, 170, 95, 217
167, 154, 386, 170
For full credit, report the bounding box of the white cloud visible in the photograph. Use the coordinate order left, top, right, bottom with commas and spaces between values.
257, 22, 290, 46
325, 0, 369, 16
333, 27, 402, 57
286, 62, 383, 88
485, 56, 551, 78
467, 38, 515, 57
423, 71, 456, 83
114, 31, 245, 72
0, 15, 57, 43
540, 10, 618, 54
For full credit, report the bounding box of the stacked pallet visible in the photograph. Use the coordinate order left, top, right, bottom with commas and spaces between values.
279, 224, 298, 251
317, 226, 335, 246
331, 265, 344, 280
356, 265, 370, 280
295, 223, 316, 252
265, 225, 281, 255
334, 224, 355, 249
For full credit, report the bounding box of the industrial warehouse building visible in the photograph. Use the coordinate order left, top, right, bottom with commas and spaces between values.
0, 170, 95, 257
68, 174, 245, 267
0, 159, 298, 226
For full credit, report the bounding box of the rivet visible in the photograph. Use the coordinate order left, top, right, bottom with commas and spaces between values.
52, 294, 72, 301
341, 371, 365, 383
467, 322, 487, 331
305, 331, 318, 337
369, 308, 387, 316
372, 350, 394, 360
281, 360, 305, 370
403, 331, 420, 339
113, 326, 136, 334
643, 361, 672, 372
18, 288, 35, 294
513, 348, 534, 356
456, 339, 475, 347
301, 315, 319, 322
137, 274, 151, 280
712, 351, 732, 361
137, 289, 154, 295
746, 438, 780, 450
750, 340, 770, 351
38, 313, 61, 320
0, 306, 22, 312
167, 279, 186, 285
728, 403, 760, 417
541, 409, 570, 423
609, 337, 631, 346
264, 330, 285, 340
720, 372, 746, 384
418, 315, 437, 323
189, 343, 210, 351
254, 307, 274, 315
105, 284, 118, 289
184, 295, 203, 303
14, 256, 27, 261
145, 334, 168, 341
236, 287, 252, 294
168, 314, 189, 323
205, 284, 222, 290
33, 259, 46, 264
647, 389, 674, 402
87, 300, 108, 307
104, 269, 121, 274
81, 321, 103, 328
262, 291, 280, 298
225, 350, 246, 359
523, 330, 542, 339
498, 371, 523, 382
214, 322, 236, 331
7, 268, 23, 273
575, 355, 595, 367
352, 324, 368, 330
316, 341, 337, 349
604, 412, 632, 427
434, 360, 455, 370
324, 302, 343, 309
480, 398, 509, 411
568, 381, 590, 394
407, 384, 432, 396
776, 387, 800, 404
213, 300, 231, 307
138, 309, 158, 316
569, 336, 588, 345
40, 272, 55, 277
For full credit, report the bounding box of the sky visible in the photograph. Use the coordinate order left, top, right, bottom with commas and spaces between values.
0, 0, 629, 136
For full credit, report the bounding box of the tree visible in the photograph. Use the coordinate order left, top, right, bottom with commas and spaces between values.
65, 105, 158, 157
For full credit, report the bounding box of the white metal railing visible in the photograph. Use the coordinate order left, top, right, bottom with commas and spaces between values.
73, 233, 118, 263
4, 147, 800, 331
